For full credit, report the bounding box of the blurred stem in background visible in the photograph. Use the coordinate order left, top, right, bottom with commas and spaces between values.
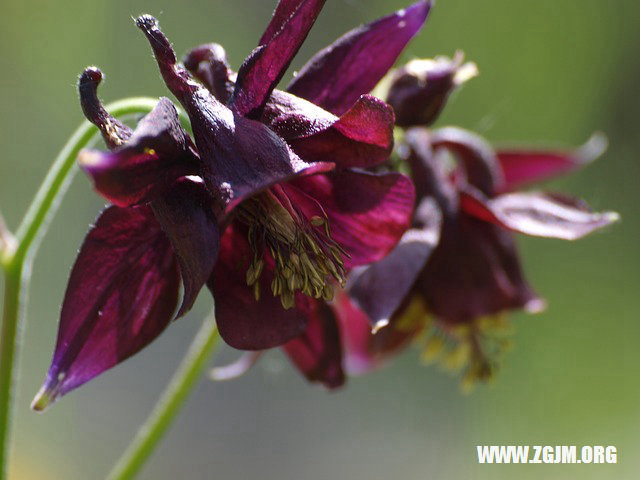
0, 98, 211, 480
107, 312, 220, 480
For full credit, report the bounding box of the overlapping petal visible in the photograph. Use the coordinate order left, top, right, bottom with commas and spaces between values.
415, 213, 544, 324
285, 95, 395, 168
78, 98, 200, 207
208, 225, 310, 350
288, 0, 431, 115
460, 188, 619, 241
151, 178, 220, 316
283, 170, 415, 268
136, 16, 333, 213
348, 198, 441, 331
430, 126, 504, 195
283, 300, 345, 388
32, 206, 180, 410
231, 0, 326, 118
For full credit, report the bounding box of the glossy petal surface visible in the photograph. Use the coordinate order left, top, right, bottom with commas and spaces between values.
287, 95, 395, 168
136, 16, 333, 212
79, 98, 200, 207
231, 0, 326, 118
287, 0, 431, 115
33, 206, 180, 409
284, 170, 415, 268
460, 189, 619, 240
151, 178, 220, 317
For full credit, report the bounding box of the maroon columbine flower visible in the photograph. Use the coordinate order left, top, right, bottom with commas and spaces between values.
339, 126, 617, 386
34, 0, 430, 406
31, 69, 221, 410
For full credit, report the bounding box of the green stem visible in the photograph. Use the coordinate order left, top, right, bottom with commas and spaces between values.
0, 260, 22, 480
0, 97, 177, 480
106, 312, 220, 480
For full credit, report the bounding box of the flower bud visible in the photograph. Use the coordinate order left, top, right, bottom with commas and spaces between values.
386, 52, 478, 127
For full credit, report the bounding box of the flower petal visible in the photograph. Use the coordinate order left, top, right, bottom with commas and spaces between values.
430, 126, 504, 195
460, 188, 620, 240
78, 67, 133, 149
348, 198, 441, 331
284, 169, 415, 268
183, 43, 234, 103
333, 290, 423, 375
386, 53, 478, 127
283, 299, 345, 388
151, 178, 220, 317
287, 95, 395, 168
230, 0, 327, 118
78, 98, 200, 207
496, 133, 608, 192
136, 16, 333, 213
208, 225, 309, 350
32, 206, 180, 410
416, 212, 544, 325
287, 0, 431, 115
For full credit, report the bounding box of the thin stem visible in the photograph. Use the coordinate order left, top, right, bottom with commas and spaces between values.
0, 97, 180, 480
106, 312, 220, 480
0, 261, 22, 480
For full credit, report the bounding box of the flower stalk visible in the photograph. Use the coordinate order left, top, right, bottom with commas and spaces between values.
106, 310, 220, 480
0, 97, 180, 480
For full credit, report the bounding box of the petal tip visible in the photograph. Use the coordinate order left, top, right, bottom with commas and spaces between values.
30, 385, 57, 413
578, 132, 608, 164
524, 297, 547, 314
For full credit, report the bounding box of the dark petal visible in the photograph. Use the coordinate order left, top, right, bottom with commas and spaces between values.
430, 126, 504, 196
151, 178, 220, 317
78, 67, 133, 149
284, 169, 415, 268
416, 212, 544, 325
386, 53, 477, 127
460, 188, 619, 241
183, 43, 234, 103
208, 224, 309, 350
403, 127, 457, 208
283, 299, 345, 388
32, 206, 180, 410
333, 290, 422, 374
287, 95, 395, 168
230, 0, 327, 118
496, 133, 608, 192
287, 0, 431, 115
78, 98, 200, 207
348, 198, 441, 331
136, 16, 333, 213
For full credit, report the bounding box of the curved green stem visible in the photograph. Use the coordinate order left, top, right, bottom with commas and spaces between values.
107, 312, 220, 480
0, 97, 181, 480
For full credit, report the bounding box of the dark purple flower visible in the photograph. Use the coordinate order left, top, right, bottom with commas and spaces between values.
131, 7, 429, 352
386, 52, 478, 127
341, 126, 617, 386
32, 69, 220, 410
34, 0, 430, 405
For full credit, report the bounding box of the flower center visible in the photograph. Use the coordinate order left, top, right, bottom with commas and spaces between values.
236, 189, 347, 309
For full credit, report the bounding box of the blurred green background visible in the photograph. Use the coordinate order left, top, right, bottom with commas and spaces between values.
0, 0, 638, 478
